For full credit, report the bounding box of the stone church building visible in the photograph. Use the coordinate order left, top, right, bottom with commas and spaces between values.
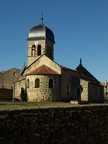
12, 17, 104, 103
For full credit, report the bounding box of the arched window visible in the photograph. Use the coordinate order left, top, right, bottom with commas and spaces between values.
21, 87, 25, 94
49, 79, 53, 88
35, 78, 40, 88
77, 88, 80, 98
37, 45, 41, 55
31, 45, 36, 56
67, 82, 71, 94
27, 79, 29, 88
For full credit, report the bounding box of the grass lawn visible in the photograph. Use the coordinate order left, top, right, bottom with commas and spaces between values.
0, 101, 106, 111
0, 101, 77, 110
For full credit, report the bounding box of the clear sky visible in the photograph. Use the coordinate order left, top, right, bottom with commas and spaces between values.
0, 0, 108, 82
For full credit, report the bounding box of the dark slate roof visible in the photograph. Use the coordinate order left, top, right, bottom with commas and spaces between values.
28, 23, 55, 43
76, 60, 99, 82
61, 66, 78, 73
26, 65, 59, 75
19, 65, 26, 76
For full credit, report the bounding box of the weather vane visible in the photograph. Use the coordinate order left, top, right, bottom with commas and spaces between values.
40, 11, 43, 24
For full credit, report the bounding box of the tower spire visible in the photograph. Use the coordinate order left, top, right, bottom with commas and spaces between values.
40, 11, 43, 24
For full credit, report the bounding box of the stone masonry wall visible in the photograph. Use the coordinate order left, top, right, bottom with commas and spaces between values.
14, 79, 26, 100
27, 55, 61, 75
27, 40, 46, 66
27, 75, 61, 102
0, 105, 108, 144
61, 69, 80, 101
80, 79, 88, 101
27, 39, 54, 66
88, 82, 104, 103
0, 68, 20, 89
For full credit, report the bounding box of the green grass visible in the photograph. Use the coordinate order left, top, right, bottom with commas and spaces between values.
0, 101, 106, 111
0, 101, 75, 110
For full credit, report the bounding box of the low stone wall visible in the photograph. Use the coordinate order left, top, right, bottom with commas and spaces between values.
0, 105, 108, 144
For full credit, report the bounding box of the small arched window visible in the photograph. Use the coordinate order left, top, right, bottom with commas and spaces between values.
37, 45, 41, 56
31, 45, 36, 56
77, 88, 80, 98
27, 79, 29, 88
67, 82, 71, 94
49, 79, 53, 88
21, 87, 25, 94
35, 78, 40, 88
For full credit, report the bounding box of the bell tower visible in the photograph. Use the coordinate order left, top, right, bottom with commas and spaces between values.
27, 15, 55, 66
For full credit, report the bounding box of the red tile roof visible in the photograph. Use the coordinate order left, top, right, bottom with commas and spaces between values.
26, 65, 59, 75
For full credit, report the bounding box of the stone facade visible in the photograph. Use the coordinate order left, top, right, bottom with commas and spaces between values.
0, 68, 20, 89
0, 68, 20, 100
27, 39, 54, 66
80, 79, 88, 101
0, 105, 108, 143
26, 55, 61, 74
101, 81, 108, 102
61, 68, 80, 101
13, 78, 26, 100
26, 75, 61, 102
88, 82, 104, 103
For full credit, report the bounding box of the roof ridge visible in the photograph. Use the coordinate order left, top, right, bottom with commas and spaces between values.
76, 64, 99, 82
26, 64, 59, 75
38, 64, 45, 73
43, 64, 52, 74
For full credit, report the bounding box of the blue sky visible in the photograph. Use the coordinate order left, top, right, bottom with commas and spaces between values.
0, 0, 108, 82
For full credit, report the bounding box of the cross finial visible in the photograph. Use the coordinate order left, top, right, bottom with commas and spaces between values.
80, 58, 82, 65
40, 11, 43, 24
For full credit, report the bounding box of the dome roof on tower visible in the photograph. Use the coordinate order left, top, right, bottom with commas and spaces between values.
28, 22, 55, 43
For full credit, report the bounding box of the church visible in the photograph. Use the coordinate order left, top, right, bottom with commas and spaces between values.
13, 16, 104, 103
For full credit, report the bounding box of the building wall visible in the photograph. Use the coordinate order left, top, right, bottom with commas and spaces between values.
80, 79, 88, 101
12, 67, 104, 103
27, 40, 45, 66
26, 75, 61, 102
0, 68, 20, 89
0, 105, 108, 143
61, 69, 80, 101
26, 55, 61, 75
13, 79, 26, 100
27, 39, 54, 66
88, 82, 104, 103
46, 39, 54, 60
103, 81, 108, 102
